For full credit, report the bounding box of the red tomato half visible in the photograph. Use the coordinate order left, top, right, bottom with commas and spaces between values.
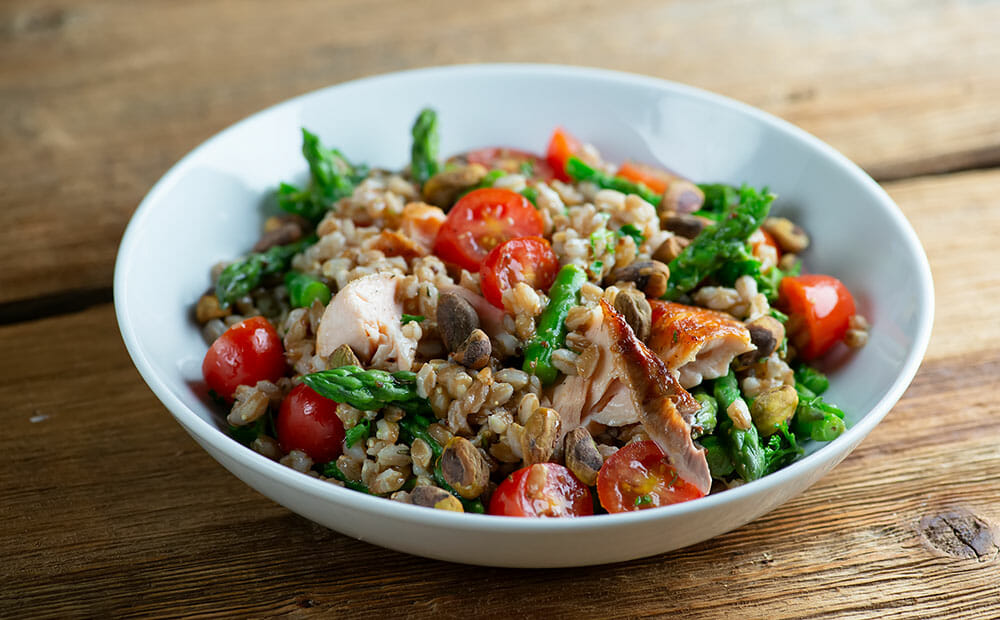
465, 147, 554, 180
433, 188, 544, 272
489, 463, 593, 518
276, 384, 345, 463
479, 236, 560, 309
616, 161, 674, 195
202, 316, 286, 401
596, 441, 705, 513
546, 127, 582, 182
778, 274, 857, 360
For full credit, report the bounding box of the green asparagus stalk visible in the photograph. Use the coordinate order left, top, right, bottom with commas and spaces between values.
792, 381, 847, 441
278, 129, 369, 222
301, 365, 431, 415
410, 108, 440, 186
284, 271, 332, 308
522, 264, 587, 384
699, 436, 735, 478
215, 236, 316, 307
690, 389, 718, 438
664, 185, 775, 299
714, 369, 766, 482
795, 365, 830, 395
565, 156, 661, 205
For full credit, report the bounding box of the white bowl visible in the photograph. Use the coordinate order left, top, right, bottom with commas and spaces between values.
114, 64, 933, 568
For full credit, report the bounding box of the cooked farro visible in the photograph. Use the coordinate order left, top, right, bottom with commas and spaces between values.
197, 111, 867, 517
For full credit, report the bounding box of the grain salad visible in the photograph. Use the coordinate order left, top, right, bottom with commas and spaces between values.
195, 109, 868, 516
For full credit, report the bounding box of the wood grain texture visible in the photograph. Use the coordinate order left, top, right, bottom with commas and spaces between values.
2, 0, 1000, 303
1, 303, 999, 619
3, 168, 1000, 618
4, 0, 1000, 616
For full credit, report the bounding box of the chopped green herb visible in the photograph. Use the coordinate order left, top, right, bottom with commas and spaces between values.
617, 223, 645, 246
401, 314, 425, 325
634, 494, 654, 507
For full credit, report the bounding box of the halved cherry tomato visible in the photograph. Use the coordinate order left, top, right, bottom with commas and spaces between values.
546, 127, 582, 182
778, 274, 857, 360
479, 236, 560, 309
489, 463, 593, 517
752, 229, 782, 261
596, 440, 705, 513
202, 316, 286, 401
465, 147, 554, 180
276, 384, 345, 463
616, 161, 675, 195
432, 188, 544, 272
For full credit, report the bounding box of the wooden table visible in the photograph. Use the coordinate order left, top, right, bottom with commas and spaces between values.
3, 1, 999, 616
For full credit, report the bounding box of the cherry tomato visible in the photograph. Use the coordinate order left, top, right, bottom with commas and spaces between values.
465, 147, 554, 180
616, 161, 674, 195
202, 316, 286, 401
752, 229, 782, 261
546, 127, 582, 182
479, 236, 560, 309
489, 463, 593, 518
778, 274, 857, 360
276, 384, 345, 463
596, 441, 705, 513
432, 188, 544, 272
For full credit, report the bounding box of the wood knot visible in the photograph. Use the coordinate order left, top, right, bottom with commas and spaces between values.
918, 510, 998, 560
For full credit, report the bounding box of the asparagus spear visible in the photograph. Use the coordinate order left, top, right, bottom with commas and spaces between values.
522, 264, 587, 384
795, 365, 830, 395
565, 156, 661, 205
284, 271, 331, 308
792, 381, 847, 441
279, 129, 369, 222
700, 436, 735, 478
215, 236, 316, 307
714, 369, 766, 482
664, 185, 775, 299
301, 365, 431, 415
410, 108, 440, 186
690, 389, 718, 438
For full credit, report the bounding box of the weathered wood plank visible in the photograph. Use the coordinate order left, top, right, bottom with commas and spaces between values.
1, 302, 998, 618
2, 0, 999, 303
884, 169, 1000, 361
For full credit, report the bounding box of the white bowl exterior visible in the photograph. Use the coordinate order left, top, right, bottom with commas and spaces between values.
115, 64, 934, 567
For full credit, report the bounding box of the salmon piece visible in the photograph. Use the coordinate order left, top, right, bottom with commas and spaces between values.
400, 202, 446, 252
647, 301, 754, 388
316, 274, 417, 371
552, 300, 711, 495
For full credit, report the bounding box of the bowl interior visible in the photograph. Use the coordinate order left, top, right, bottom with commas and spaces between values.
114, 64, 933, 565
